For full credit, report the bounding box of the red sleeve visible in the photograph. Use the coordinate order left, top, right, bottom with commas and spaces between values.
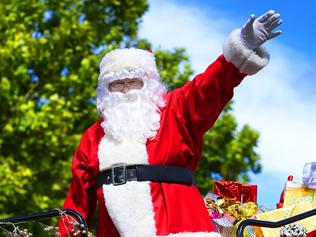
171, 55, 246, 138
58, 131, 97, 236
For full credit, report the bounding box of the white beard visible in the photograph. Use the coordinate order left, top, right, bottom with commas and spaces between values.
97, 89, 163, 237
100, 89, 162, 144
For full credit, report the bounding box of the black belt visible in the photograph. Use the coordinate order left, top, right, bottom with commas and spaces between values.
97, 164, 195, 187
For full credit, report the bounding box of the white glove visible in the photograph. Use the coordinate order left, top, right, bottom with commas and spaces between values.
241, 10, 282, 50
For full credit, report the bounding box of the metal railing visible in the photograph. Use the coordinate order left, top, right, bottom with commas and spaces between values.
0, 208, 89, 237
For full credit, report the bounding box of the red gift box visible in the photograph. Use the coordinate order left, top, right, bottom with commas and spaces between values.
307, 230, 316, 237
214, 180, 257, 203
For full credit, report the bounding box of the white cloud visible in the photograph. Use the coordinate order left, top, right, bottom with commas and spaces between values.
140, 1, 233, 71
139, 0, 316, 205
234, 45, 316, 178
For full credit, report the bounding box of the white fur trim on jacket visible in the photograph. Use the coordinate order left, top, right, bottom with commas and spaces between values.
98, 136, 157, 237
102, 181, 157, 237
223, 29, 270, 75
98, 136, 149, 171
157, 232, 222, 237
99, 48, 160, 84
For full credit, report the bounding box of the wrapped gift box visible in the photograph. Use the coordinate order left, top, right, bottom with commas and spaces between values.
205, 192, 258, 237
213, 180, 257, 203
212, 217, 234, 237
284, 180, 316, 207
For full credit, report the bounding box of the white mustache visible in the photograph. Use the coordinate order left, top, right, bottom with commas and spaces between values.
116, 90, 139, 102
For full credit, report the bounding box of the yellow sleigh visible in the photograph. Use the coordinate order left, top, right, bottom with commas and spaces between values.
236, 208, 316, 237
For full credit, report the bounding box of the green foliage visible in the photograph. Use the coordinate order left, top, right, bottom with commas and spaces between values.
0, 0, 262, 234
0, 0, 148, 220
154, 48, 193, 90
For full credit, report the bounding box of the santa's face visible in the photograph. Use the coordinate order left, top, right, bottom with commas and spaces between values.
99, 77, 164, 143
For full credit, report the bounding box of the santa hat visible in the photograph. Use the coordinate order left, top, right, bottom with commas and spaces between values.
98, 48, 160, 85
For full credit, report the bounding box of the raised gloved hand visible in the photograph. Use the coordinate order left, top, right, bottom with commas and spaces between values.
241, 10, 282, 50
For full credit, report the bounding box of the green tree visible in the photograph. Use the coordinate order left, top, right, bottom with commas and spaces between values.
0, 0, 261, 234
0, 0, 149, 218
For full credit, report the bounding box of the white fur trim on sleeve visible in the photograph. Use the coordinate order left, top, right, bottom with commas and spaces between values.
223, 29, 270, 75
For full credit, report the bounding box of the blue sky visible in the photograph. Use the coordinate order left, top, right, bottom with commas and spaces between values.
182, 0, 316, 58
139, 0, 316, 208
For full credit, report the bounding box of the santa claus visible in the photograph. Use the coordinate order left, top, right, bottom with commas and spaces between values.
59, 10, 282, 237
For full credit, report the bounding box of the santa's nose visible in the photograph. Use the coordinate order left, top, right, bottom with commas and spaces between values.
122, 86, 130, 94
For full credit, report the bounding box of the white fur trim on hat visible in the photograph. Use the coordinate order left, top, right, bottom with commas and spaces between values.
223, 29, 270, 75
99, 48, 160, 84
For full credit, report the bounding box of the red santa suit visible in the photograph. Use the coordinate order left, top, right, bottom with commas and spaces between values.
60, 30, 269, 237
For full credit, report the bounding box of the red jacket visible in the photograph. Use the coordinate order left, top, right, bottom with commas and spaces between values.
60, 55, 245, 237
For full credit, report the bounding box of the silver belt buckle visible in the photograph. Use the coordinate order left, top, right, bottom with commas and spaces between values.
112, 163, 127, 186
